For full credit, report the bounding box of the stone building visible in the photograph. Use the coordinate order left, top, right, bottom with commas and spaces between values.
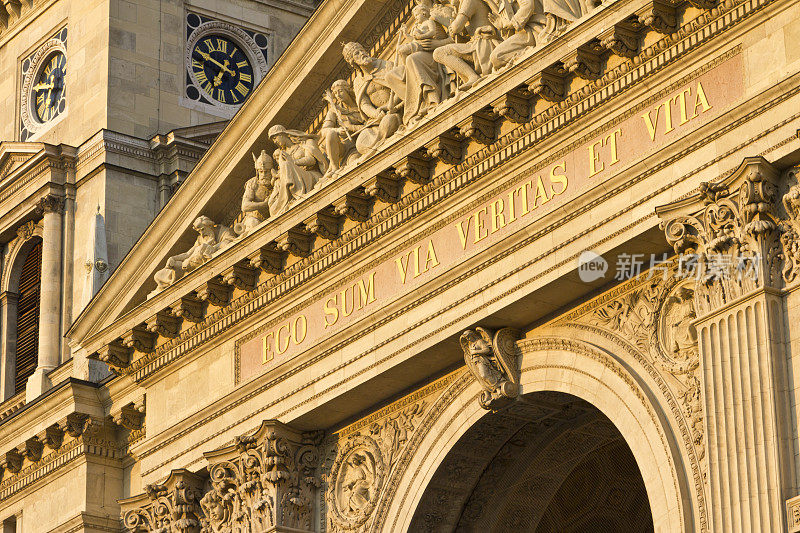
2, 0, 800, 531
0, 0, 312, 529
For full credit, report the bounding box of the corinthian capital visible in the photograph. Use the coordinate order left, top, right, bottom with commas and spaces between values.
121, 469, 205, 533
656, 157, 781, 316
200, 420, 323, 533
36, 194, 65, 215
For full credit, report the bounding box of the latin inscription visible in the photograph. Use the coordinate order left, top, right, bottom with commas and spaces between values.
237, 53, 744, 382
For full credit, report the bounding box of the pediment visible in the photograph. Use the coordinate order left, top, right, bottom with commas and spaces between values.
0, 142, 49, 183
68, 0, 726, 358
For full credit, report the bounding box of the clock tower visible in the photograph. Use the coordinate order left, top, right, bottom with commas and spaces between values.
0, 0, 312, 403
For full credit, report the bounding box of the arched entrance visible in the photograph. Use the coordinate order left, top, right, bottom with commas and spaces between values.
408, 391, 653, 532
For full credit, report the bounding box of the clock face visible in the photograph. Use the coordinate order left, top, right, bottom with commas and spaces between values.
32, 51, 66, 123
190, 36, 254, 105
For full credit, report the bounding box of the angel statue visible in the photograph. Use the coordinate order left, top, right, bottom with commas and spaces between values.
460, 327, 521, 410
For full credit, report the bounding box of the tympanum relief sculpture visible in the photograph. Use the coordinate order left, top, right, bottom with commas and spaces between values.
460, 327, 521, 410
150, 0, 602, 294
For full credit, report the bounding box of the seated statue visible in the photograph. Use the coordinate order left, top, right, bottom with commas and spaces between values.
151, 216, 237, 293
320, 80, 364, 178
236, 150, 275, 237
267, 125, 327, 216
342, 42, 405, 158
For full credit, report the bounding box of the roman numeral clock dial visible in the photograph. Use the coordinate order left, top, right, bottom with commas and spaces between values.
191, 37, 254, 105
32, 51, 66, 123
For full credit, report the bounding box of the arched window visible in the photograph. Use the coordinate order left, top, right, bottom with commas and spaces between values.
14, 239, 41, 394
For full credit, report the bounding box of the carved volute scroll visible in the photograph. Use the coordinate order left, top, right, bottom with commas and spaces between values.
120, 469, 206, 533
459, 327, 521, 410
200, 420, 323, 532
657, 157, 782, 317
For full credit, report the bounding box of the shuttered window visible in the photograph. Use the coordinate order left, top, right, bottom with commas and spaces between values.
14, 240, 41, 394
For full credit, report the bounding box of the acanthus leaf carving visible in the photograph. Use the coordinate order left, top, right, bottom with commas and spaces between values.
121, 470, 205, 533
200, 421, 322, 533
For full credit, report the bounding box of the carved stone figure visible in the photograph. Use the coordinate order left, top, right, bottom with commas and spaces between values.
320, 80, 364, 176
431, 0, 497, 91
152, 216, 237, 293
395, 4, 451, 123
342, 42, 404, 158
460, 327, 521, 409
236, 150, 275, 236
267, 125, 327, 216
327, 434, 386, 532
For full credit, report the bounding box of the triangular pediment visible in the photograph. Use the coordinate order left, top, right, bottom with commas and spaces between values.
0, 142, 51, 183
67, 0, 692, 356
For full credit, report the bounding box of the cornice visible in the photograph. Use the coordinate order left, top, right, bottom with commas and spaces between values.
132, 66, 800, 479
76, 0, 772, 376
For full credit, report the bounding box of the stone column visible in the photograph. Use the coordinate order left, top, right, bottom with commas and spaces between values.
26, 194, 64, 401
658, 157, 795, 532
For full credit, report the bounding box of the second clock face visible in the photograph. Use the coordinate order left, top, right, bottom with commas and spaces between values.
190, 36, 254, 105
33, 51, 66, 123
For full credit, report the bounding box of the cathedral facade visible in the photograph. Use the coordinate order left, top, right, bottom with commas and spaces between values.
2, 0, 800, 531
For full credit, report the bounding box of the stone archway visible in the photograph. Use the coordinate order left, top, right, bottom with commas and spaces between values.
381, 338, 694, 532
408, 392, 653, 532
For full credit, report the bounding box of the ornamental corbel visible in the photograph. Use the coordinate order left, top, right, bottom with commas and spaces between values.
303, 207, 342, 241
424, 131, 463, 165
196, 277, 233, 307
526, 64, 568, 102
170, 296, 206, 323
43, 424, 64, 449
364, 171, 402, 203
457, 112, 496, 145
459, 327, 521, 410
65, 412, 91, 438
222, 261, 259, 290
2, 449, 22, 474
15, 220, 37, 242
564, 40, 606, 80
637, 0, 678, 34
147, 309, 182, 337
121, 325, 157, 353
277, 227, 315, 258
249, 243, 286, 274
394, 151, 433, 184
113, 401, 145, 431
96, 341, 133, 372
492, 90, 531, 123
23, 437, 43, 462
332, 189, 372, 222
599, 18, 643, 59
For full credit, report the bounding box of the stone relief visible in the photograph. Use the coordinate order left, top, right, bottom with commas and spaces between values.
150, 0, 603, 295
325, 402, 426, 533
151, 216, 238, 296
574, 267, 704, 459
460, 327, 521, 410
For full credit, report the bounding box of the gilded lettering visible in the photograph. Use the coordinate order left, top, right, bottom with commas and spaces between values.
588, 140, 604, 177
549, 162, 568, 196
456, 219, 470, 250
396, 252, 411, 284
473, 208, 488, 244
277, 323, 291, 354
642, 106, 660, 142
490, 198, 506, 233
263, 332, 275, 364
341, 286, 355, 317
531, 176, 550, 207
323, 296, 339, 328
425, 240, 439, 271
693, 81, 712, 117
357, 272, 376, 307
672, 88, 692, 125
292, 315, 307, 344
604, 129, 622, 167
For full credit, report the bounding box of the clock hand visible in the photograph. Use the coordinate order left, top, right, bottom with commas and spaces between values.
197, 50, 235, 75
213, 59, 230, 86
32, 82, 55, 92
